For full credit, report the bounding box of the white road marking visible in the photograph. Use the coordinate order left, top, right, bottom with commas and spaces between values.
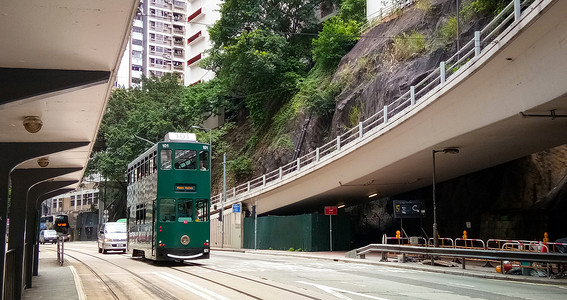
153, 271, 230, 300
298, 280, 390, 300
69, 265, 86, 300
449, 283, 475, 288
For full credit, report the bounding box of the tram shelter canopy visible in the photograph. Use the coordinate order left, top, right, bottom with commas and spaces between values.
0, 0, 139, 186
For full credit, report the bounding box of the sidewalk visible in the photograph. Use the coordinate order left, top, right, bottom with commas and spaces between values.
22, 249, 83, 300
212, 247, 567, 286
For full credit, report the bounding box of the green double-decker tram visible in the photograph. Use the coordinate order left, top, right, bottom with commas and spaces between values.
127, 132, 210, 261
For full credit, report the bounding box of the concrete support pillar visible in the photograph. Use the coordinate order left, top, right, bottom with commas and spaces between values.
33, 189, 73, 277
9, 169, 80, 298
0, 141, 87, 298
25, 181, 76, 288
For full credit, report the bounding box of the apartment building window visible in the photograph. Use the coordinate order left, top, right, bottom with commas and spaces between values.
76, 194, 82, 206
132, 39, 143, 46
150, 70, 165, 77
133, 26, 143, 33
93, 192, 99, 206
58, 199, 63, 211
86, 193, 93, 205
70, 195, 75, 207
133, 51, 142, 59
132, 65, 143, 71
151, 8, 171, 19
173, 1, 186, 10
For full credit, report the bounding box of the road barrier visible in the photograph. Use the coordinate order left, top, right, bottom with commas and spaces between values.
428, 238, 454, 248
455, 238, 485, 249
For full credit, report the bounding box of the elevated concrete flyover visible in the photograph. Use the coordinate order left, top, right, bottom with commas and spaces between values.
212, 0, 567, 218
0, 0, 139, 298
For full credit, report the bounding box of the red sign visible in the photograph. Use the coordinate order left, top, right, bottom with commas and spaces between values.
324, 206, 337, 215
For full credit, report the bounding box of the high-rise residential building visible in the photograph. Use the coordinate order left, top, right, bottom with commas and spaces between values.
117, 0, 222, 88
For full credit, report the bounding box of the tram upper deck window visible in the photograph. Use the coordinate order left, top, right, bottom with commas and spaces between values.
159, 199, 175, 222
160, 149, 172, 170
199, 150, 209, 171
177, 199, 193, 222
175, 149, 197, 169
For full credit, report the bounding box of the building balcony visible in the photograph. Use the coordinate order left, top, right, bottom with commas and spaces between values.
150, 63, 172, 70
173, 38, 184, 46
173, 62, 184, 70
173, 13, 186, 23
173, 27, 185, 35
187, 31, 203, 45
151, 0, 171, 9
173, 50, 184, 59
187, 8, 203, 23
173, 1, 187, 11
187, 53, 202, 67
151, 25, 172, 33
150, 38, 172, 46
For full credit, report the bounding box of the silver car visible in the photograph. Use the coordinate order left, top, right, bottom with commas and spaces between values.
39, 229, 57, 244
97, 222, 127, 254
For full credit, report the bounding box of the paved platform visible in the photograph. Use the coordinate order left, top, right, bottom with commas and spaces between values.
22, 249, 83, 300
21, 245, 567, 299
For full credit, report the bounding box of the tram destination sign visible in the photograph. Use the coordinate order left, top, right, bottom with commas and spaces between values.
393, 200, 425, 218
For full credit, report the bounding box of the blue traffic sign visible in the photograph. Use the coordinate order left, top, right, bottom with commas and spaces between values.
232, 203, 241, 213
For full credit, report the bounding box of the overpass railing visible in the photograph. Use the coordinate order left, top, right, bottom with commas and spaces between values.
210, 0, 537, 211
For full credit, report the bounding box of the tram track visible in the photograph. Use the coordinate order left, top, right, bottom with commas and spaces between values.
57, 248, 179, 300
172, 262, 322, 300
59, 246, 323, 299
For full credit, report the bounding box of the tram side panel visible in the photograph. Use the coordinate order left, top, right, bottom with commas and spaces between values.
127, 171, 157, 259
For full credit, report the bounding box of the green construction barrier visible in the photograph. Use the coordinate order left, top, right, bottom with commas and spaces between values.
243, 213, 353, 251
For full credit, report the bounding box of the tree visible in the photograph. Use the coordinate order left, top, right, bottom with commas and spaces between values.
312, 17, 360, 70
87, 74, 195, 182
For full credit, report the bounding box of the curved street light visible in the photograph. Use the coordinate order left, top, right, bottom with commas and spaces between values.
432, 147, 460, 247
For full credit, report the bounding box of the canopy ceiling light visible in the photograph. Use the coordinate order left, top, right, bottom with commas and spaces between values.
23, 116, 43, 133
37, 157, 49, 168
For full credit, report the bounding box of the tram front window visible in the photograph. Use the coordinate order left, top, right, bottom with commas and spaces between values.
178, 199, 193, 222
159, 199, 175, 222
175, 149, 197, 169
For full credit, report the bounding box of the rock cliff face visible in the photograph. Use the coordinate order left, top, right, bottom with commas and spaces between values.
228, 0, 567, 243
302, 0, 567, 243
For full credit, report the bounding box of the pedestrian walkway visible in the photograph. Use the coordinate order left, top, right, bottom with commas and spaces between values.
22, 248, 83, 300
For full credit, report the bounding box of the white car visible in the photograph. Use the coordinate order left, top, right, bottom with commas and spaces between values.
39, 230, 57, 244
97, 222, 127, 254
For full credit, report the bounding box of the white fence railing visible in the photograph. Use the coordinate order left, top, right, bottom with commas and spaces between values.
211, 0, 535, 211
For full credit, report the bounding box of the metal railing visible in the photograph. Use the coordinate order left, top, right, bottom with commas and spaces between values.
211, 0, 536, 211
361, 1, 416, 33
354, 243, 567, 270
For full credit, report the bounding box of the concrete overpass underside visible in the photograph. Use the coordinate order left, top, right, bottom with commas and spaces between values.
240, 0, 567, 216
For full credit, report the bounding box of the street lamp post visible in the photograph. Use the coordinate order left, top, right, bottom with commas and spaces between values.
432, 148, 459, 247
191, 125, 218, 244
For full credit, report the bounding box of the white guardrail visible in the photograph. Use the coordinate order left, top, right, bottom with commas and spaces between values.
211, 0, 534, 210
